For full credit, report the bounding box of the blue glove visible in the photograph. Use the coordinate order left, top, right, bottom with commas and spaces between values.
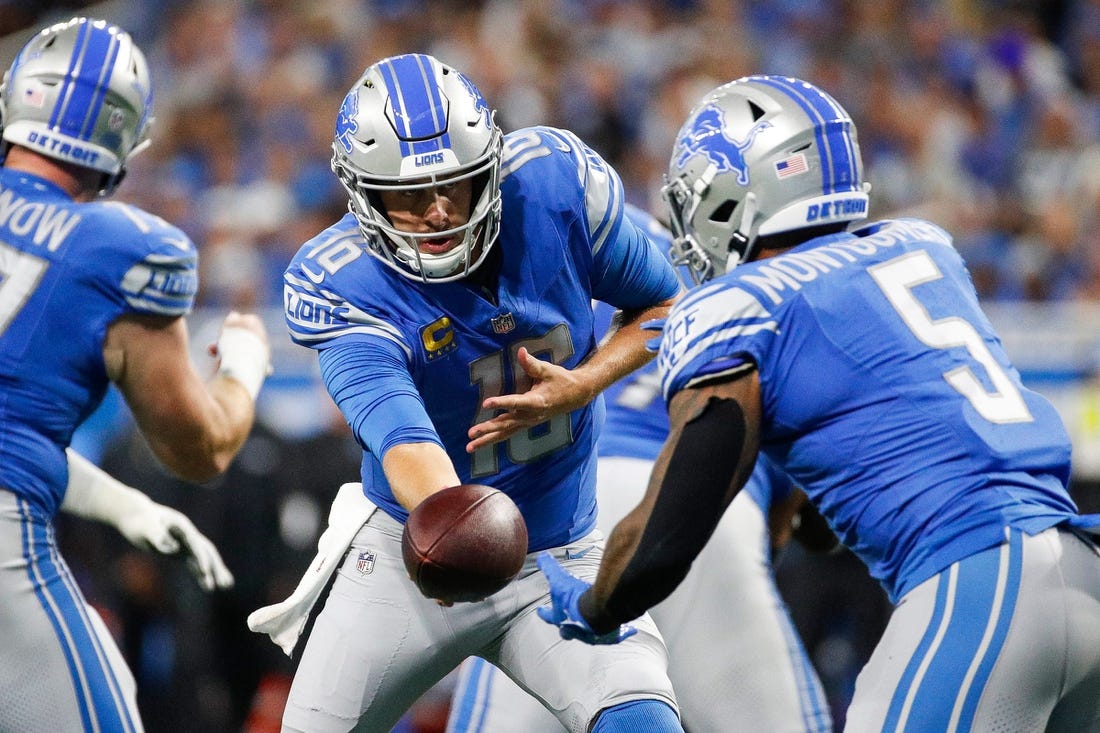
536, 552, 637, 645
640, 317, 666, 353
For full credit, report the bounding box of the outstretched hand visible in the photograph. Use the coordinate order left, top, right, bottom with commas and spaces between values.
467, 348, 592, 452
117, 502, 235, 592
536, 552, 636, 645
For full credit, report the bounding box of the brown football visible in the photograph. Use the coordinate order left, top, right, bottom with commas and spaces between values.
401, 484, 528, 603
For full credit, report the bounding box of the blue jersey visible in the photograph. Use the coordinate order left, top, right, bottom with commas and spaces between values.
0, 168, 198, 517
596, 205, 788, 512
658, 218, 1075, 601
284, 127, 679, 551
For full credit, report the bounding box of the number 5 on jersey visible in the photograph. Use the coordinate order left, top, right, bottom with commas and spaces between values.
869, 250, 1032, 425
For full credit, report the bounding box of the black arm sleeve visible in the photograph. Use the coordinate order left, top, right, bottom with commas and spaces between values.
582, 397, 747, 630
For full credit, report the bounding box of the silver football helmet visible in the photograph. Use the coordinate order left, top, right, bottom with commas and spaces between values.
662, 75, 870, 283
0, 17, 154, 197
331, 53, 503, 283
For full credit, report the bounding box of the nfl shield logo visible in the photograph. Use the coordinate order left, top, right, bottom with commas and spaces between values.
491, 312, 515, 334
355, 549, 376, 575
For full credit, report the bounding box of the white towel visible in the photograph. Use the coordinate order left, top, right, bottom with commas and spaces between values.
247, 482, 376, 656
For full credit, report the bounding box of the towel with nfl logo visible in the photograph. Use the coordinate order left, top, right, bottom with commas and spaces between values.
247, 482, 377, 656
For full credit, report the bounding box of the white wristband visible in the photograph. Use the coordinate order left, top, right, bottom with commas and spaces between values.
217, 325, 270, 400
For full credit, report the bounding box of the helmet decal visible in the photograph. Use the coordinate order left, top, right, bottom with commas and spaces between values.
673, 105, 772, 186
661, 75, 868, 283
335, 89, 359, 154
457, 72, 491, 129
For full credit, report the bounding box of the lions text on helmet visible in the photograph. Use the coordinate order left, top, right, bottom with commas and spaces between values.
331, 53, 503, 283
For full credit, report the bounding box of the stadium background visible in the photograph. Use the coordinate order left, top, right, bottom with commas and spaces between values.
4, 0, 1100, 730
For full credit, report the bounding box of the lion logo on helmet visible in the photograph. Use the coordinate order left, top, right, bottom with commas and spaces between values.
335, 89, 360, 154
673, 105, 772, 186
457, 72, 491, 129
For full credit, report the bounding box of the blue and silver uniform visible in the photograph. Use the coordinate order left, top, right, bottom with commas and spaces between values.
0, 166, 196, 733
444, 206, 830, 733
658, 218, 1076, 602
284, 127, 679, 552
0, 168, 197, 516
596, 205, 787, 512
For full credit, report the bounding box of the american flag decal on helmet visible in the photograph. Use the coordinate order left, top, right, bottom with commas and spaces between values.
775, 152, 808, 179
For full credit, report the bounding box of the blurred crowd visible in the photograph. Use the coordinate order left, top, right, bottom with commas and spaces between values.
7, 0, 1100, 731
17, 0, 1100, 311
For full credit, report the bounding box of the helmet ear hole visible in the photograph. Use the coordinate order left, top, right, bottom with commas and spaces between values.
709, 199, 738, 224
748, 100, 766, 121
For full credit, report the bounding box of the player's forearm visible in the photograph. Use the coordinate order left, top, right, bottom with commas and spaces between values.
135, 376, 257, 482
579, 502, 691, 633
575, 299, 674, 397
202, 377, 259, 470
183, 322, 269, 475
382, 441, 462, 512
582, 385, 758, 631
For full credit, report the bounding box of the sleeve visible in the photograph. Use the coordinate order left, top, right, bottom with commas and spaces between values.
318, 338, 442, 458
533, 127, 625, 255
501, 127, 680, 309
541, 130, 679, 307
102, 205, 198, 317
657, 281, 776, 401
590, 207, 680, 309
283, 267, 411, 355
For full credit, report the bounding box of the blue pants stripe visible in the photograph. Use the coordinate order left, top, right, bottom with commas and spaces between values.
953, 529, 1023, 730
449, 657, 493, 732
883, 533, 1022, 732
20, 500, 137, 733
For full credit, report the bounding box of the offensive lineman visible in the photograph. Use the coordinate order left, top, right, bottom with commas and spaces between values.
0, 18, 270, 732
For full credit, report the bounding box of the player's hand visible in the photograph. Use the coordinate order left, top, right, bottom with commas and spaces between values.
207, 311, 269, 359
209, 310, 273, 399
117, 501, 235, 592
467, 348, 590, 451
536, 552, 636, 645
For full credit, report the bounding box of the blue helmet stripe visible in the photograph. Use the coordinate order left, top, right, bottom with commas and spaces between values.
378, 54, 451, 160
47, 19, 90, 129
750, 76, 857, 194
54, 22, 116, 139
78, 27, 122, 140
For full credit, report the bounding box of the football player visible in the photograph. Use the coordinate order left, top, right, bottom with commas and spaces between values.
262, 54, 683, 732
0, 17, 270, 733
538, 75, 1100, 732
446, 206, 833, 733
